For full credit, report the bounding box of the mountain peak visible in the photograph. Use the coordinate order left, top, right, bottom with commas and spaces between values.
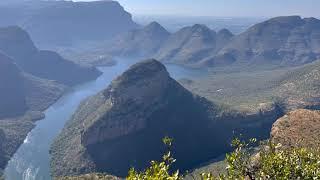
0, 26, 38, 60
144, 21, 170, 35
269, 15, 302, 21
51, 59, 224, 177
145, 21, 162, 29
218, 28, 233, 37
122, 59, 166, 75
188, 24, 215, 37
191, 24, 211, 31
257, 16, 304, 28
105, 59, 169, 97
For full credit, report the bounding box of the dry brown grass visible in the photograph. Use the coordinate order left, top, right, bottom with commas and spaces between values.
271, 109, 320, 148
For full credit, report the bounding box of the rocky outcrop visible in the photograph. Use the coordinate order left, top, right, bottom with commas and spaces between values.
0, 26, 101, 86
0, 0, 139, 47
50, 59, 283, 178
82, 60, 174, 145
271, 109, 320, 148
155, 24, 233, 66
106, 22, 170, 58
204, 16, 320, 66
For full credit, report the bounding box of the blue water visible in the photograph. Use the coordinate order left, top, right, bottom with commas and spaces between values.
4, 59, 207, 180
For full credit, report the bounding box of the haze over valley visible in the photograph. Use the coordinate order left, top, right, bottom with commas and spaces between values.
0, 0, 319, 180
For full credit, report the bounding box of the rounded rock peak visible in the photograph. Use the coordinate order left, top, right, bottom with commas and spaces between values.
110, 59, 169, 88
126, 59, 167, 75
260, 16, 304, 28
218, 28, 233, 37
0, 26, 32, 40
146, 21, 162, 29
144, 22, 169, 34
191, 24, 211, 31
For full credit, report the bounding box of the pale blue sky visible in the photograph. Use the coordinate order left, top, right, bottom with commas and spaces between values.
75, 0, 320, 17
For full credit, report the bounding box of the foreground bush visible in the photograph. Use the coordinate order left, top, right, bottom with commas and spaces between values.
203, 138, 320, 180
127, 137, 320, 180
127, 137, 180, 180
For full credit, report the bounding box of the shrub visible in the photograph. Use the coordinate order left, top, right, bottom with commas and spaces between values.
127, 137, 320, 180
203, 139, 320, 180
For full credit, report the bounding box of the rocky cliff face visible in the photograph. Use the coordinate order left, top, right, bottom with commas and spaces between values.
154, 24, 233, 66
204, 16, 320, 66
0, 26, 101, 86
106, 22, 170, 58
0, 53, 27, 118
0, 0, 139, 47
82, 60, 174, 145
50, 59, 283, 178
271, 109, 320, 148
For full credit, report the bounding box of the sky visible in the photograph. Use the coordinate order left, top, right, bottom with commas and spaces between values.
74, 0, 320, 18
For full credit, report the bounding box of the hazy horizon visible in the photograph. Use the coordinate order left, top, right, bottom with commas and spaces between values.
73, 0, 320, 18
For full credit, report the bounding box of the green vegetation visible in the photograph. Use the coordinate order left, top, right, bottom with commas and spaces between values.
203, 139, 320, 179
182, 59, 320, 112
181, 65, 293, 112
127, 137, 180, 180
128, 137, 320, 180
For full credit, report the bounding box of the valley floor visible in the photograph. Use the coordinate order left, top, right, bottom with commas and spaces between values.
180, 64, 304, 112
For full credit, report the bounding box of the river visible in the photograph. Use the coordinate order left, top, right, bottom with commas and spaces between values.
4, 58, 207, 180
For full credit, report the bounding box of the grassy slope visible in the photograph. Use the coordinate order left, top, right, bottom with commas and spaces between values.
180, 65, 291, 112
181, 61, 320, 112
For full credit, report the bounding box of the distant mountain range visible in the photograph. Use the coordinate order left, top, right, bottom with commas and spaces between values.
205, 16, 320, 67
0, 0, 139, 48
104, 16, 320, 68
155, 24, 233, 66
